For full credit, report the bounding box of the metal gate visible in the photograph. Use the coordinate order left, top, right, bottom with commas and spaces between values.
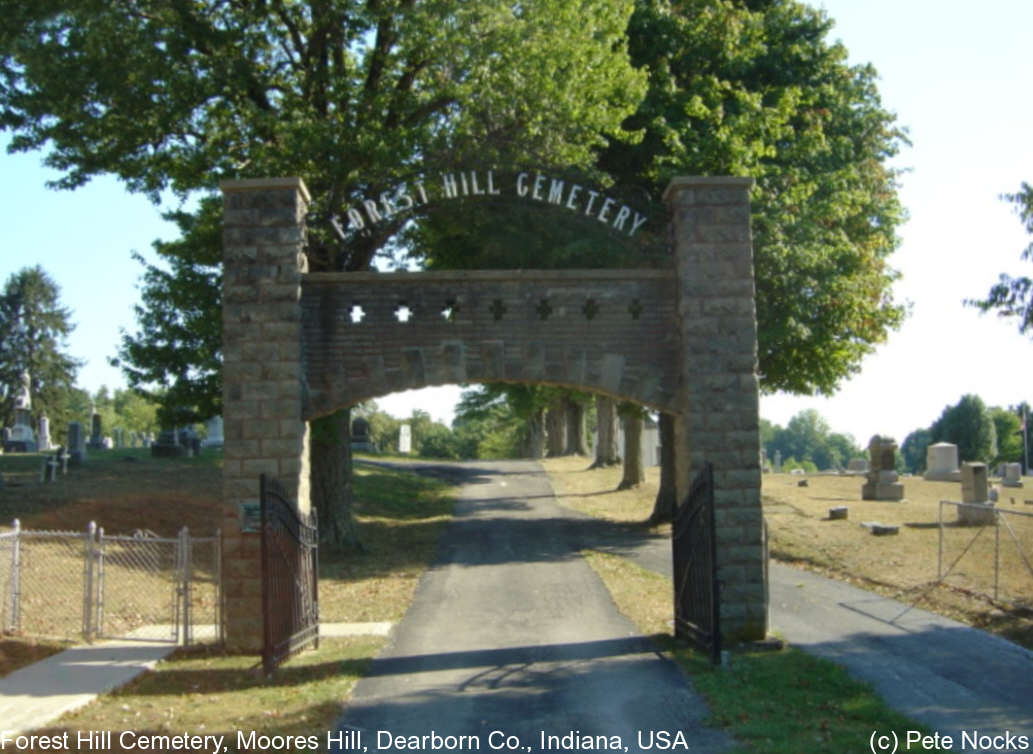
672, 461, 721, 663
260, 474, 319, 675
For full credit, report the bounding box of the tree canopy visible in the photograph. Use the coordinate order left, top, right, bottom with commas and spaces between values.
929, 394, 997, 464
968, 183, 1033, 336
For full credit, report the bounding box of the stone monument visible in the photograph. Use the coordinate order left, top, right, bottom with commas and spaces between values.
37, 415, 52, 451
1002, 462, 1024, 488
203, 416, 224, 448
67, 421, 87, 466
923, 442, 961, 481
4, 371, 37, 452
86, 411, 105, 450
861, 435, 905, 501
398, 423, 412, 454
351, 417, 374, 452
151, 428, 188, 458
958, 462, 996, 525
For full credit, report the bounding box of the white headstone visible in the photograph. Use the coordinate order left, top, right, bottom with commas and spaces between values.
398, 423, 412, 454
923, 442, 961, 482
1003, 462, 1024, 488
204, 415, 224, 448
37, 415, 51, 451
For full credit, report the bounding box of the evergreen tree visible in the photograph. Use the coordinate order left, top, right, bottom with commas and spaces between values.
0, 266, 82, 434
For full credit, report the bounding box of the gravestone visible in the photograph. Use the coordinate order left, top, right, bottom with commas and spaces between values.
37, 415, 52, 451
773, 450, 782, 472
958, 462, 996, 525
5, 373, 37, 453
351, 417, 374, 452
398, 423, 412, 454
203, 416, 224, 448
1002, 462, 1023, 488
151, 428, 187, 458
861, 435, 905, 501
924, 442, 961, 481
86, 412, 105, 450
847, 458, 869, 474
67, 421, 87, 466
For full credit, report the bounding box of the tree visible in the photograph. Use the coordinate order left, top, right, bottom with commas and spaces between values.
1, 0, 645, 548
113, 200, 222, 428
600, 0, 908, 395
930, 394, 997, 464
900, 428, 931, 474
0, 266, 82, 433
592, 396, 620, 468
968, 183, 1033, 335
617, 402, 646, 490
989, 407, 1023, 466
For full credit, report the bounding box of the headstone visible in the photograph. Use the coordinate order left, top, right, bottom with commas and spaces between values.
847, 458, 869, 474
56, 445, 69, 474
87, 412, 105, 450
924, 442, 961, 481
350, 417, 374, 452
67, 421, 87, 466
203, 416, 224, 448
398, 423, 412, 454
958, 462, 996, 525
1002, 462, 1024, 488
102, 436, 114, 450
773, 450, 782, 472
861, 435, 905, 501
861, 521, 899, 536
828, 506, 848, 520
37, 415, 52, 451
151, 428, 187, 458
5, 372, 37, 452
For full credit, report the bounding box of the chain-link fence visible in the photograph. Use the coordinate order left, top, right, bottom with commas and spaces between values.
938, 502, 1033, 609
0, 520, 221, 645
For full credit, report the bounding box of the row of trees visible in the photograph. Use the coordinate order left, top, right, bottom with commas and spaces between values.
900, 395, 1030, 474
0, 0, 918, 547
760, 409, 863, 473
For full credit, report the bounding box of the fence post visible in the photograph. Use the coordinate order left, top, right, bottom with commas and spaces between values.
83, 522, 96, 641
178, 527, 192, 646
8, 519, 21, 632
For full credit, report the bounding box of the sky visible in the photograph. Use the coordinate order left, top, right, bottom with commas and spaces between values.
1, 0, 1031, 445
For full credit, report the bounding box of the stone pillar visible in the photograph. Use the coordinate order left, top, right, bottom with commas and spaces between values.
665, 176, 766, 643
221, 177, 312, 651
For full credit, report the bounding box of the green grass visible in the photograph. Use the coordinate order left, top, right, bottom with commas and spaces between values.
583, 550, 926, 753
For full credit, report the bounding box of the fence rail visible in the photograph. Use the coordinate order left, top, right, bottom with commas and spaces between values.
0, 519, 221, 645
937, 501, 1033, 609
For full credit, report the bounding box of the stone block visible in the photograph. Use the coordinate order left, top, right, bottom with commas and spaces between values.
861, 521, 899, 536
828, 506, 848, 520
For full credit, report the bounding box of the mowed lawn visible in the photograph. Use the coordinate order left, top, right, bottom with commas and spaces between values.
543, 456, 1033, 649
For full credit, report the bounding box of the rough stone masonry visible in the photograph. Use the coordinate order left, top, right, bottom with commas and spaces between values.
220, 175, 766, 650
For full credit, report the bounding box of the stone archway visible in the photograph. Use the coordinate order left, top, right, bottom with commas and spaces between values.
219, 175, 766, 649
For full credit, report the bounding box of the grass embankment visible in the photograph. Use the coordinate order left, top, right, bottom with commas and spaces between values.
0, 449, 454, 748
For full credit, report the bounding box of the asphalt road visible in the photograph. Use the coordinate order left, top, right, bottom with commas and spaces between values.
333, 459, 731, 754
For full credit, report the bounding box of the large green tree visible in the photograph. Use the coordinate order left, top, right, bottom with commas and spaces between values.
930, 394, 998, 464
0, 266, 82, 435
968, 183, 1033, 335
601, 0, 908, 395
1, 0, 644, 547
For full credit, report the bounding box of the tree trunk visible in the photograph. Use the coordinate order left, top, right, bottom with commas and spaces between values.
617, 408, 645, 490
592, 395, 620, 467
564, 397, 590, 455
650, 412, 677, 522
310, 407, 362, 551
546, 399, 566, 457
524, 407, 546, 458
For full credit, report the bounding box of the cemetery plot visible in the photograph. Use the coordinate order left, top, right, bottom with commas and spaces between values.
762, 473, 1033, 647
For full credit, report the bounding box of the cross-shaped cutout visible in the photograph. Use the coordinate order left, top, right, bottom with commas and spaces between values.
441, 300, 459, 322
582, 298, 599, 320
490, 299, 507, 321
394, 302, 413, 323
628, 299, 643, 320
536, 299, 553, 320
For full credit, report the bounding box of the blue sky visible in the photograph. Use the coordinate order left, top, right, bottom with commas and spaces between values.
1, 0, 1031, 445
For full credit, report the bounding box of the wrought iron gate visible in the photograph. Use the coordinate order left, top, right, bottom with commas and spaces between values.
260, 474, 319, 675
672, 461, 721, 663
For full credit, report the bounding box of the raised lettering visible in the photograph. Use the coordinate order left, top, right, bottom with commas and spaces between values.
584, 189, 600, 216
470, 171, 485, 195
416, 181, 429, 204
487, 170, 501, 195
363, 199, 382, 224
597, 196, 616, 224
516, 172, 530, 197
629, 212, 648, 236
532, 172, 546, 201
548, 178, 565, 204
442, 173, 459, 198
566, 184, 582, 210
612, 205, 631, 232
